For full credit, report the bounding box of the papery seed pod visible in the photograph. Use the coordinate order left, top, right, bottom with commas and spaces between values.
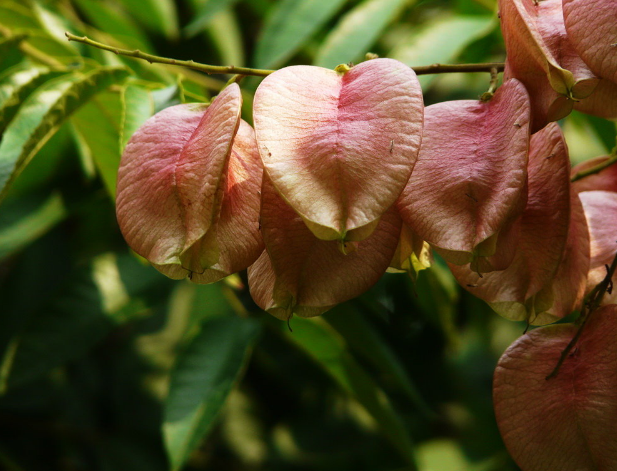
533, 189, 590, 320
563, 0, 617, 119
116, 84, 263, 283
248, 175, 401, 320
571, 155, 617, 193
397, 79, 530, 273
253, 58, 423, 244
494, 305, 617, 471
579, 190, 617, 306
450, 123, 573, 325
571, 79, 617, 120
499, 0, 601, 130
562, 0, 617, 85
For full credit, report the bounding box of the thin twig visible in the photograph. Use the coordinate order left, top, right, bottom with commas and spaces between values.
66, 32, 273, 76
66, 32, 505, 78
571, 151, 617, 182
546, 249, 617, 380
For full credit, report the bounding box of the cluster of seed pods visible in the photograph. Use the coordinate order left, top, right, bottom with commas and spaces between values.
115, 1, 617, 468
116, 0, 616, 328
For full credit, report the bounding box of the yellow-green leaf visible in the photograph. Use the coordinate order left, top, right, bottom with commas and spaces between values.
0, 67, 129, 203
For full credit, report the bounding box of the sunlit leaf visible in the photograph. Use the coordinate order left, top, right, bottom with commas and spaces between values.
121, 83, 154, 150
0, 1, 40, 29
253, 0, 348, 68
0, 67, 129, 203
563, 111, 612, 164
163, 315, 260, 471
22, 29, 82, 65
119, 0, 179, 39
0, 2, 81, 65
72, 0, 153, 51
389, 14, 494, 89
206, 8, 245, 67
0, 64, 65, 133
71, 90, 123, 197
417, 440, 471, 471
2, 124, 72, 200
185, 0, 240, 38
314, 0, 412, 68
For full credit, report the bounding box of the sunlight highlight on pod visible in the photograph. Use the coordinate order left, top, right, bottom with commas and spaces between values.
253, 58, 424, 243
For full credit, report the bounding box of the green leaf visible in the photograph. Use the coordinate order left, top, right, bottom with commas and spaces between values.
185, 0, 240, 37
121, 84, 154, 149
30, 1, 76, 42
179, 78, 210, 103
0, 1, 40, 29
21, 29, 82, 65
0, 64, 65, 134
314, 0, 412, 68
0, 67, 129, 203
324, 306, 434, 418
389, 14, 494, 89
3, 123, 72, 199
273, 316, 418, 468
152, 83, 183, 112
119, 0, 179, 39
0, 191, 66, 261
72, 0, 153, 52
0, 2, 81, 65
585, 114, 617, 152
207, 8, 245, 67
0, 34, 27, 62
456, 0, 496, 14
71, 90, 123, 197
163, 316, 260, 471
253, 0, 348, 68
563, 110, 612, 165
72, 84, 154, 197
415, 260, 462, 349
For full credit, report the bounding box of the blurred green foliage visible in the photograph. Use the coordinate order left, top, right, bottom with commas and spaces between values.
0, 0, 614, 470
